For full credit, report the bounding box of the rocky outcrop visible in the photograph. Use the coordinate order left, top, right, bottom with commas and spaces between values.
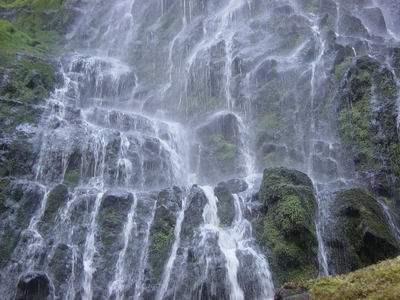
253, 167, 319, 287
323, 188, 399, 274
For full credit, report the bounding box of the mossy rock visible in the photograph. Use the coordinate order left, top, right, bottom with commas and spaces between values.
254, 167, 318, 286
325, 188, 399, 275
336, 55, 400, 196
0, 52, 58, 104
42, 184, 69, 225
49, 243, 73, 284
98, 191, 134, 246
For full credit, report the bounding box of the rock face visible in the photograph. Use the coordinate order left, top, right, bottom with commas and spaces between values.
195, 112, 246, 183
323, 188, 399, 274
253, 167, 319, 287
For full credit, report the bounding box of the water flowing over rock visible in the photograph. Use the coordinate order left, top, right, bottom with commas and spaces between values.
1, 0, 400, 299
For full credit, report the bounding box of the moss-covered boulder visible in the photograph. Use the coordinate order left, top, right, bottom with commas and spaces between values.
324, 188, 399, 275
254, 167, 318, 286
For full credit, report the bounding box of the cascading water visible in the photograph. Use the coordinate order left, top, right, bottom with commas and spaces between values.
2, 0, 400, 299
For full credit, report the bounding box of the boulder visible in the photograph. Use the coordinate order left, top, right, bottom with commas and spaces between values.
253, 167, 319, 286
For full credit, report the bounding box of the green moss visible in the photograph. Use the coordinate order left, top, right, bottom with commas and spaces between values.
289, 255, 400, 299
147, 188, 183, 283
334, 56, 352, 82
257, 113, 281, 131
64, 169, 80, 186
214, 182, 235, 227
0, 20, 46, 53
14, 12, 64, 53
98, 207, 127, 246
0, 138, 39, 177
0, 0, 63, 11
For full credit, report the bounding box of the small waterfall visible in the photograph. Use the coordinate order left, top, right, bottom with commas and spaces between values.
82, 192, 104, 300
201, 186, 274, 300
201, 186, 244, 300
107, 193, 138, 300
379, 199, 400, 246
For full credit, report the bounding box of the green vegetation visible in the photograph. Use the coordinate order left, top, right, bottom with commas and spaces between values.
148, 188, 182, 283
0, 0, 63, 11
98, 206, 126, 246
336, 56, 400, 196
279, 255, 400, 299
0, 20, 47, 53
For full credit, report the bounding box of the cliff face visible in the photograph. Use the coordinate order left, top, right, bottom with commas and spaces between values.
1, 0, 400, 299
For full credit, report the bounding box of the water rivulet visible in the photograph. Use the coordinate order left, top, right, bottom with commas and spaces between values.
1, 0, 400, 299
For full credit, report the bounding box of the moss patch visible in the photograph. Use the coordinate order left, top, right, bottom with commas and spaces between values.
0, 20, 47, 53
147, 187, 182, 284
279, 255, 400, 299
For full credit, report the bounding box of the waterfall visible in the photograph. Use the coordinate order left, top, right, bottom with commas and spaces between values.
2, 0, 400, 299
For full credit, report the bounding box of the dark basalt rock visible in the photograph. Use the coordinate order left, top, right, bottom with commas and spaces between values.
214, 181, 236, 227
226, 178, 248, 194
15, 271, 54, 300
181, 185, 208, 240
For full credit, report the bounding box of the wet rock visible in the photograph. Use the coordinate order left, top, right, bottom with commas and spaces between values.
43, 184, 69, 225
214, 182, 236, 227
146, 186, 186, 288
359, 7, 387, 36
49, 242, 83, 298
181, 185, 208, 240
226, 178, 248, 194
196, 112, 243, 182
15, 271, 54, 300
